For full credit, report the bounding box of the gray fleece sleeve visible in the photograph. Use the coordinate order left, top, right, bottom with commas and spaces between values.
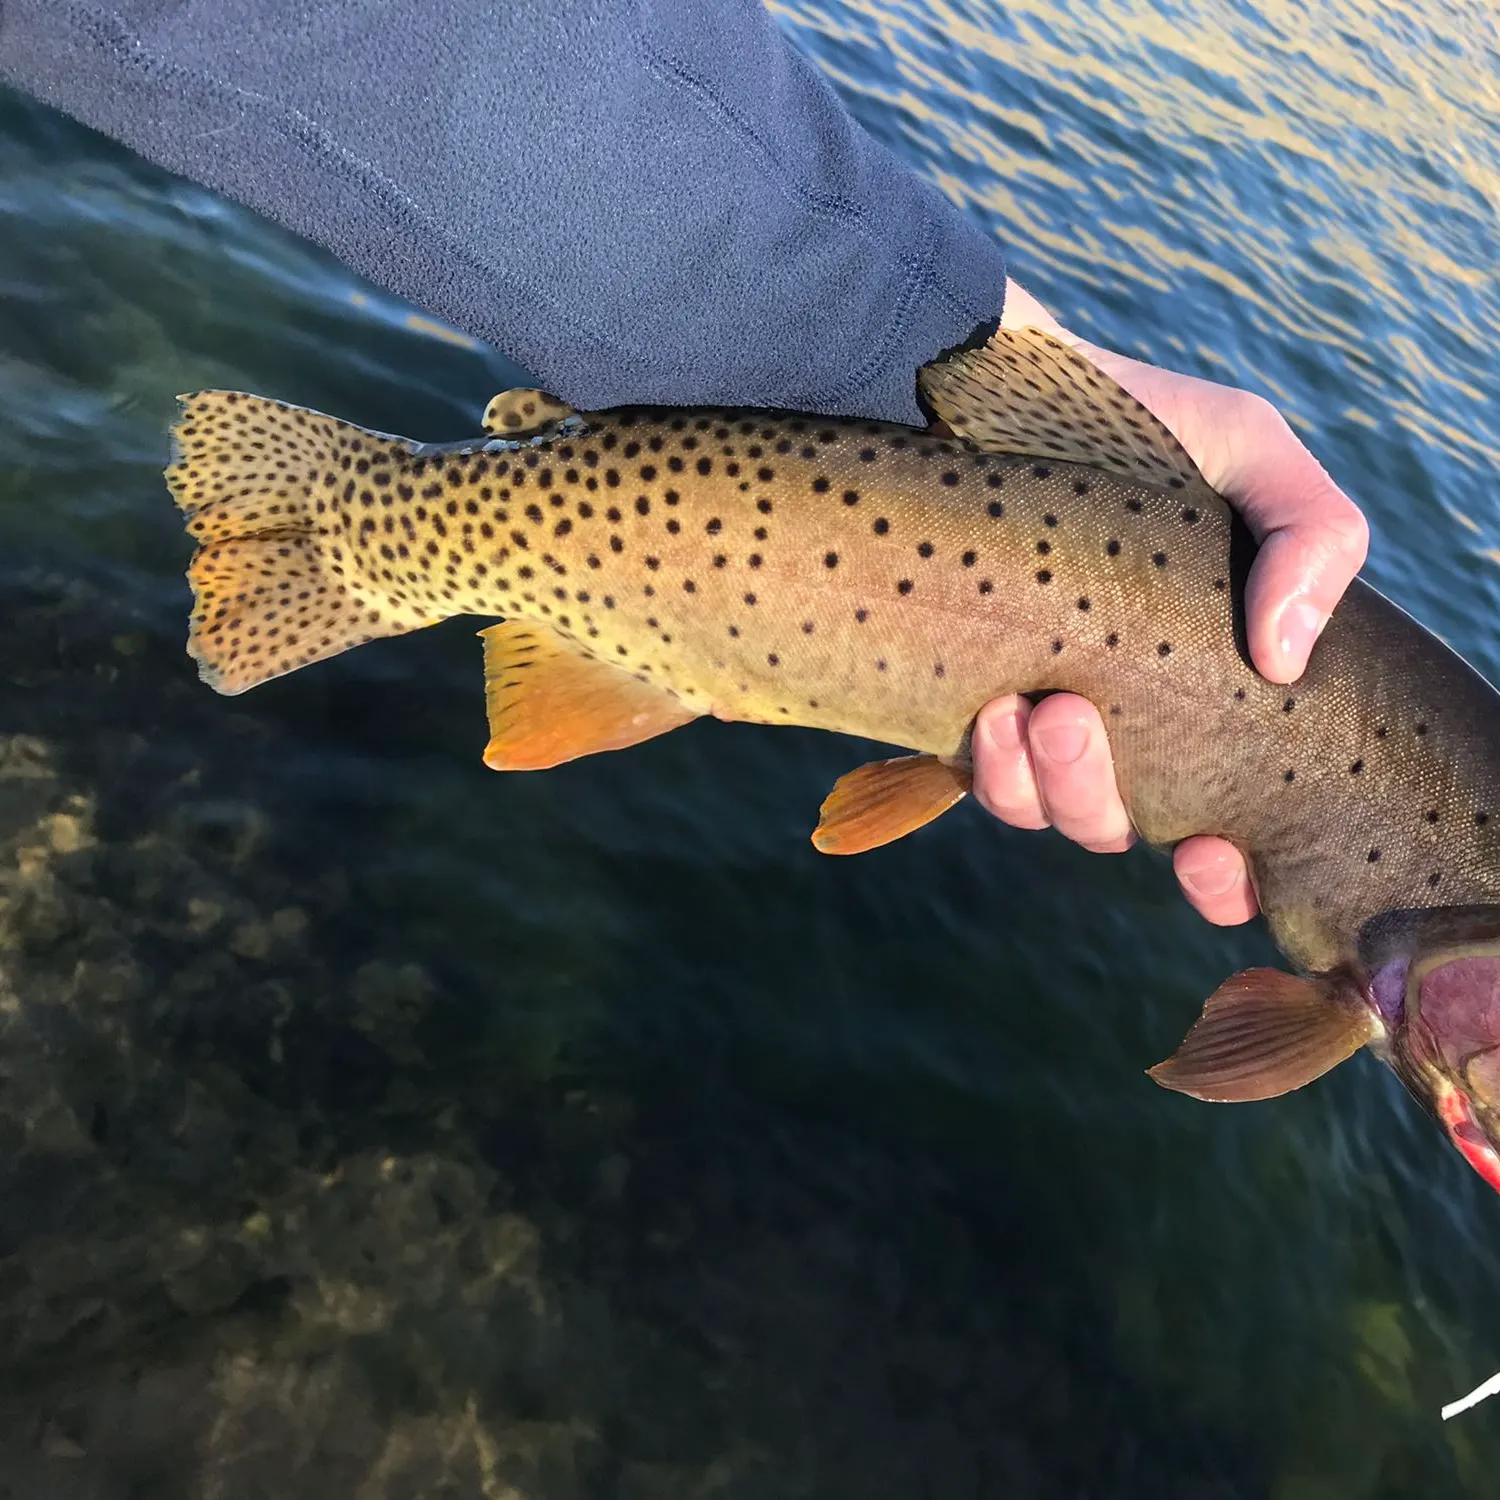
0, 0, 1009, 421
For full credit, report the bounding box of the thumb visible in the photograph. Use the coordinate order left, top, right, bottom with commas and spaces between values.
1220, 399, 1369, 684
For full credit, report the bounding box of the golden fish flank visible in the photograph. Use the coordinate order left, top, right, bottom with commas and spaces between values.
167, 326, 1500, 1195
167, 330, 1225, 854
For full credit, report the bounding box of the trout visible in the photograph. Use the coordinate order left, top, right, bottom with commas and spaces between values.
165, 326, 1500, 1195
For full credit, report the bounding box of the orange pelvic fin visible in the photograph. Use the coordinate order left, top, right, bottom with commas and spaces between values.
479, 621, 698, 771
1148, 967, 1379, 1103
811, 755, 971, 855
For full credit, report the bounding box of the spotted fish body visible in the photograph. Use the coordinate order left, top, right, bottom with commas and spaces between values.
166, 327, 1500, 1194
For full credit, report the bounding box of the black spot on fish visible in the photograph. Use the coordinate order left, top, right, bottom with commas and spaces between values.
843, 490, 860, 506
855, 608, 868, 623
941, 472, 959, 487
962, 551, 977, 567
1036, 540, 1051, 555
1077, 597, 1090, 611
767, 653, 779, 667
978, 580, 993, 595
1416, 721, 1428, 736
1427, 809, 1440, 824
1051, 640, 1063, 655
1283, 697, 1295, 712
1153, 551, 1168, 568
1182, 507, 1199, 523
859, 448, 876, 462
1284, 769, 1295, 783
897, 578, 913, 595
1033, 465, 1051, 479
1350, 759, 1363, 774
918, 541, 935, 558
697, 457, 713, 475
1074, 479, 1089, 495
1157, 642, 1172, 656
758, 498, 773, 515
825, 551, 839, 569
987, 501, 1004, 519
1126, 499, 1143, 513
1105, 632, 1118, 647
1036, 569, 1052, 584
1478, 811, 1490, 826
1044, 514, 1058, 528
812, 476, 830, 493
1367, 848, 1381, 862
744, 592, 757, 606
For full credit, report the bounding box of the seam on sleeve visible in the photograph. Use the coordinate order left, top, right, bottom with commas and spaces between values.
631, 20, 954, 410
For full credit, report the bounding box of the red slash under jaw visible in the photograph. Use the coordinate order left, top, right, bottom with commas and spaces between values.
1436, 1083, 1500, 1194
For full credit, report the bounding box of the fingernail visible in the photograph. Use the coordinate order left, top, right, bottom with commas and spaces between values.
1278, 600, 1325, 673
1180, 851, 1239, 898
985, 708, 1026, 752
1035, 718, 1089, 765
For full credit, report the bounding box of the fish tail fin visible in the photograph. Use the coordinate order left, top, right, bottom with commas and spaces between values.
166, 391, 438, 695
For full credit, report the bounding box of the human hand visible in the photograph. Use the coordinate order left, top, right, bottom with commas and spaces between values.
971, 284, 1369, 924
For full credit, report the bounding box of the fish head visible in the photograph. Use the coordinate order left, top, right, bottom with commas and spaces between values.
1365, 907, 1500, 1194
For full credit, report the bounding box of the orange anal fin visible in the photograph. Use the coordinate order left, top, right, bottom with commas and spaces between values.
811, 755, 970, 856
1148, 967, 1380, 1103
479, 621, 698, 771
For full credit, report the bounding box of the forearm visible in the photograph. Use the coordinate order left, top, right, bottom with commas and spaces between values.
0, 0, 1008, 420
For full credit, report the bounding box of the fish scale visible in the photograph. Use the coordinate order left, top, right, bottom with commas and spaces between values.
164, 325, 1500, 1193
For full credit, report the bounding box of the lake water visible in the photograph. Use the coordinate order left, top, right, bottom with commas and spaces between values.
3, 0, 1500, 1494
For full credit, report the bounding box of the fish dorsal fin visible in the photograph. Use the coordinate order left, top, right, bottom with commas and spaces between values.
918, 326, 1203, 491
479, 620, 698, 771
481, 388, 579, 438
811, 755, 971, 855
1148, 967, 1379, 1103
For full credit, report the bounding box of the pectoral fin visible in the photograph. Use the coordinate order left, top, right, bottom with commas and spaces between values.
1148, 967, 1380, 1103
479, 621, 698, 770
812, 755, 971, 855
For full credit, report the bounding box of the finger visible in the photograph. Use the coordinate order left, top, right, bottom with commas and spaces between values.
1026, 694, 1135, 853
1216, 399, 1369, 684
1173, 837, 1259, 925
971, 696, 1049, 830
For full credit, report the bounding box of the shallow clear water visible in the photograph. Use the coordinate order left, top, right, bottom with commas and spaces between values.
3, 0, 1500, 1494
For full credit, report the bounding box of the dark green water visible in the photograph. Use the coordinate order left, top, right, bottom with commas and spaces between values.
3, 0, 1500, 1493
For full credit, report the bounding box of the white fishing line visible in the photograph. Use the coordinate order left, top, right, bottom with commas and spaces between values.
1442, 1370, 1500, 1419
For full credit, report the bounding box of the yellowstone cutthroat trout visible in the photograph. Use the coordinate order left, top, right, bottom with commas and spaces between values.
166, 325, 1500, 1196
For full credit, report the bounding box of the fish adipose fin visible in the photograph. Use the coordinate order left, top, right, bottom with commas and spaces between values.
917, 327, 1204, 492
479, 621, 699, 771
1148, 967, 1380, 1103
812, 755, 971, 855
481, 388, 579, 438
166, 392, 445, 696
